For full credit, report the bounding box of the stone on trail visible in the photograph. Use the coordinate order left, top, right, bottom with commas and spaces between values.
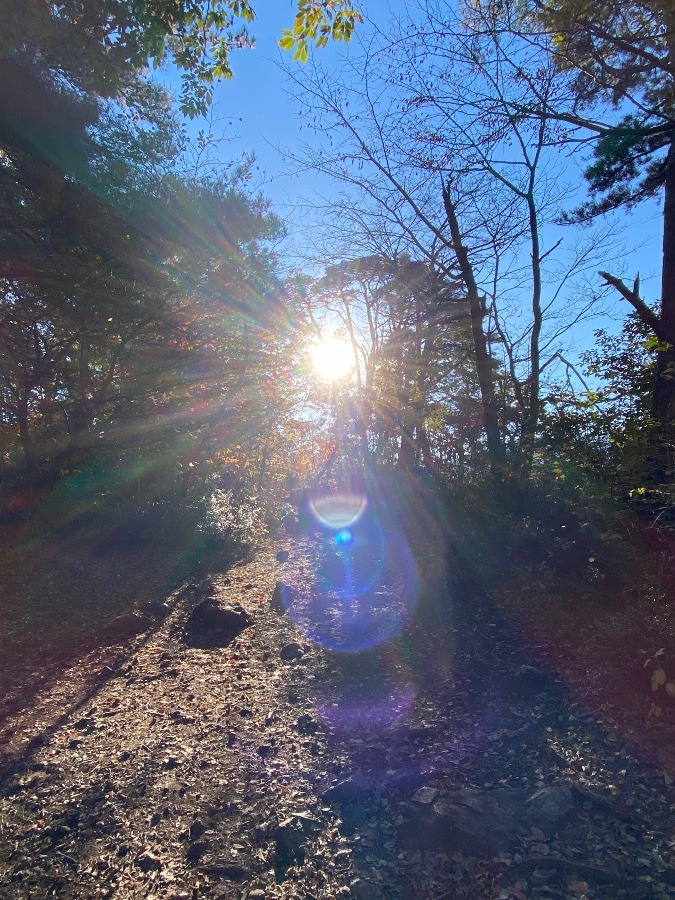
108, 611, 152, 638
271, 580, 297, 612
410, 785, 439, 804
397, 786, 580, 857
276, 549, 290, 563
322, 776, 373, 806
280, 642, 304, 661
135, 850, 161, 871
183, 599, 253, 648
141, 599, 172, 618
188, 819, 205, 841
400, 788, 526, 856
524, 785, 575, 837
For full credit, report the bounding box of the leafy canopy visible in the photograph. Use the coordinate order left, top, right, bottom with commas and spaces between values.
0, 0, 363, 117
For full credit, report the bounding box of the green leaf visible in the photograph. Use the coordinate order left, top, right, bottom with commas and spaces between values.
643, 336, 672, 352
278, 31, 296, 50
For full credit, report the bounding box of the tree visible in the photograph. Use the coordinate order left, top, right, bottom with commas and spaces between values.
0, 59, 287, 489
520, 0, 675, 439
288, 2, 611, 469
541, 313, 657, 486
305, 254, 477, 470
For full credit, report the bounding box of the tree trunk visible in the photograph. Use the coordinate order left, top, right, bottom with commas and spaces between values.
443, 182, 506, 467
652, 140, 675, 427
519, 187, 543, 468
17, 400, 34, 473
417, 422, 433, 468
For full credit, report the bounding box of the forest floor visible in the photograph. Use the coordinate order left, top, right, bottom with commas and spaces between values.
0, 530, 674, 900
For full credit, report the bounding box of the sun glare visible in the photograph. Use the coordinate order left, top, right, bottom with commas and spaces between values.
310, 335, 355, 381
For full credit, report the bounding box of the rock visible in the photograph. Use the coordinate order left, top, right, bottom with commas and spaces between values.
135, 850, 161, 871
289, 811, 321, 833
141, 600, 172, 618
398, 788, 528, 857
73, 716, 94, 730
410, 786, 439, 804
271, 581, 297, 613
570, 784, 618, 814
280, 642, 304, 661
524, 786, 576, 837
276, 550, 290, 563
380, 763, 426, 797
272, 812, 321, 860
397, 785, 580, 857
170, 710, 195, 725
183, 600, 253, 649
322, 776, 373, 805
108, 611, 152, 638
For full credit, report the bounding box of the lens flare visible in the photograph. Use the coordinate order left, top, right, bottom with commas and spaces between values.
308, 493, 367, 529
288, 512, 419, 652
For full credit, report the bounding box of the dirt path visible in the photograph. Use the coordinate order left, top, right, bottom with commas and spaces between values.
0, 538, 673, 899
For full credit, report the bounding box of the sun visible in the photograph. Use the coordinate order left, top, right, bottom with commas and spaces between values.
310, 335, 355, 381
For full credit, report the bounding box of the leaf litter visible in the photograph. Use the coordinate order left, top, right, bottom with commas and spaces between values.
0, 538, 674, 899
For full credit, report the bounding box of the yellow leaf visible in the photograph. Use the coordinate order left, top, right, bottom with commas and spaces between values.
666, 682, 675, 698
652, 668, 667, 691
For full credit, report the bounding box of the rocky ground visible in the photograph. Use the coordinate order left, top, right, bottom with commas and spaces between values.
0, 534, 674, 899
